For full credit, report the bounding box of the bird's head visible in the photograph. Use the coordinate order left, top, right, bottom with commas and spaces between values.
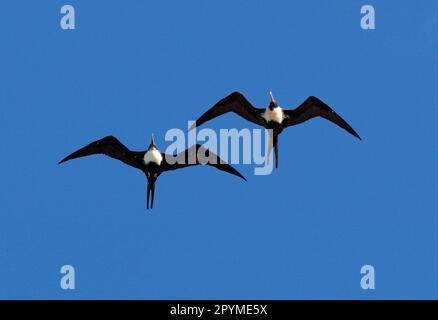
148, 133, 157, 150
268, 91, 278, 110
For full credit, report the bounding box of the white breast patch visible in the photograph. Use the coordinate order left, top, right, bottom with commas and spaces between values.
262, 107, 284, 124
143, 148, 163, 165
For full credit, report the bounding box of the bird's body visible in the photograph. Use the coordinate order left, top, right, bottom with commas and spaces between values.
190, 91, 361, 168
262, 105, 285, 124
143, 147, 163, 165
59, 135, 246, 209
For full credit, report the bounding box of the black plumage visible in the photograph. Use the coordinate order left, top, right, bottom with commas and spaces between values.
59, 135, 246, 209
190, 92, 361, 168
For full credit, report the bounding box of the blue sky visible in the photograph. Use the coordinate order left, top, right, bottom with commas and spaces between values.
0, 0, 436, 299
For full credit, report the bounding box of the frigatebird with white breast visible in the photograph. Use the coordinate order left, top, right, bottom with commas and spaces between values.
59, 135, 246, 209
190, 92, 361, 168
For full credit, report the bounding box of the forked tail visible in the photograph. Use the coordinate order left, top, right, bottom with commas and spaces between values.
146, 182, 156, 209
273, 134, 279, 169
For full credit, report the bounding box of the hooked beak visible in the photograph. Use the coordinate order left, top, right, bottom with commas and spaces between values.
269, 91, 276, 104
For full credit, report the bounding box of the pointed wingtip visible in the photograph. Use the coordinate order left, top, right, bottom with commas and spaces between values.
237, 171, 247, 181
353, 131, 362, 141
345, 124, 361, 141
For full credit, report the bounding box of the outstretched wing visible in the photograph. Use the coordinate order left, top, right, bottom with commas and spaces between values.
189, 91, 265, 130
58, 135, 145, 169
161, 144, 246, 181
284, 96, 361, 140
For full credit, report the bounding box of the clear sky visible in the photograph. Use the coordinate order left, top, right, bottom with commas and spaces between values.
0, 0, 436, 299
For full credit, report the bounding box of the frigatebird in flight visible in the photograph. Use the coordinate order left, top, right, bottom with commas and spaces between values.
59, 135, 246, 209
190, 92, 361, 168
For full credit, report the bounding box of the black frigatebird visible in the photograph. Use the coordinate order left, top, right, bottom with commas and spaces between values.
189, 92, 361, 168
59, 135, 246, 209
